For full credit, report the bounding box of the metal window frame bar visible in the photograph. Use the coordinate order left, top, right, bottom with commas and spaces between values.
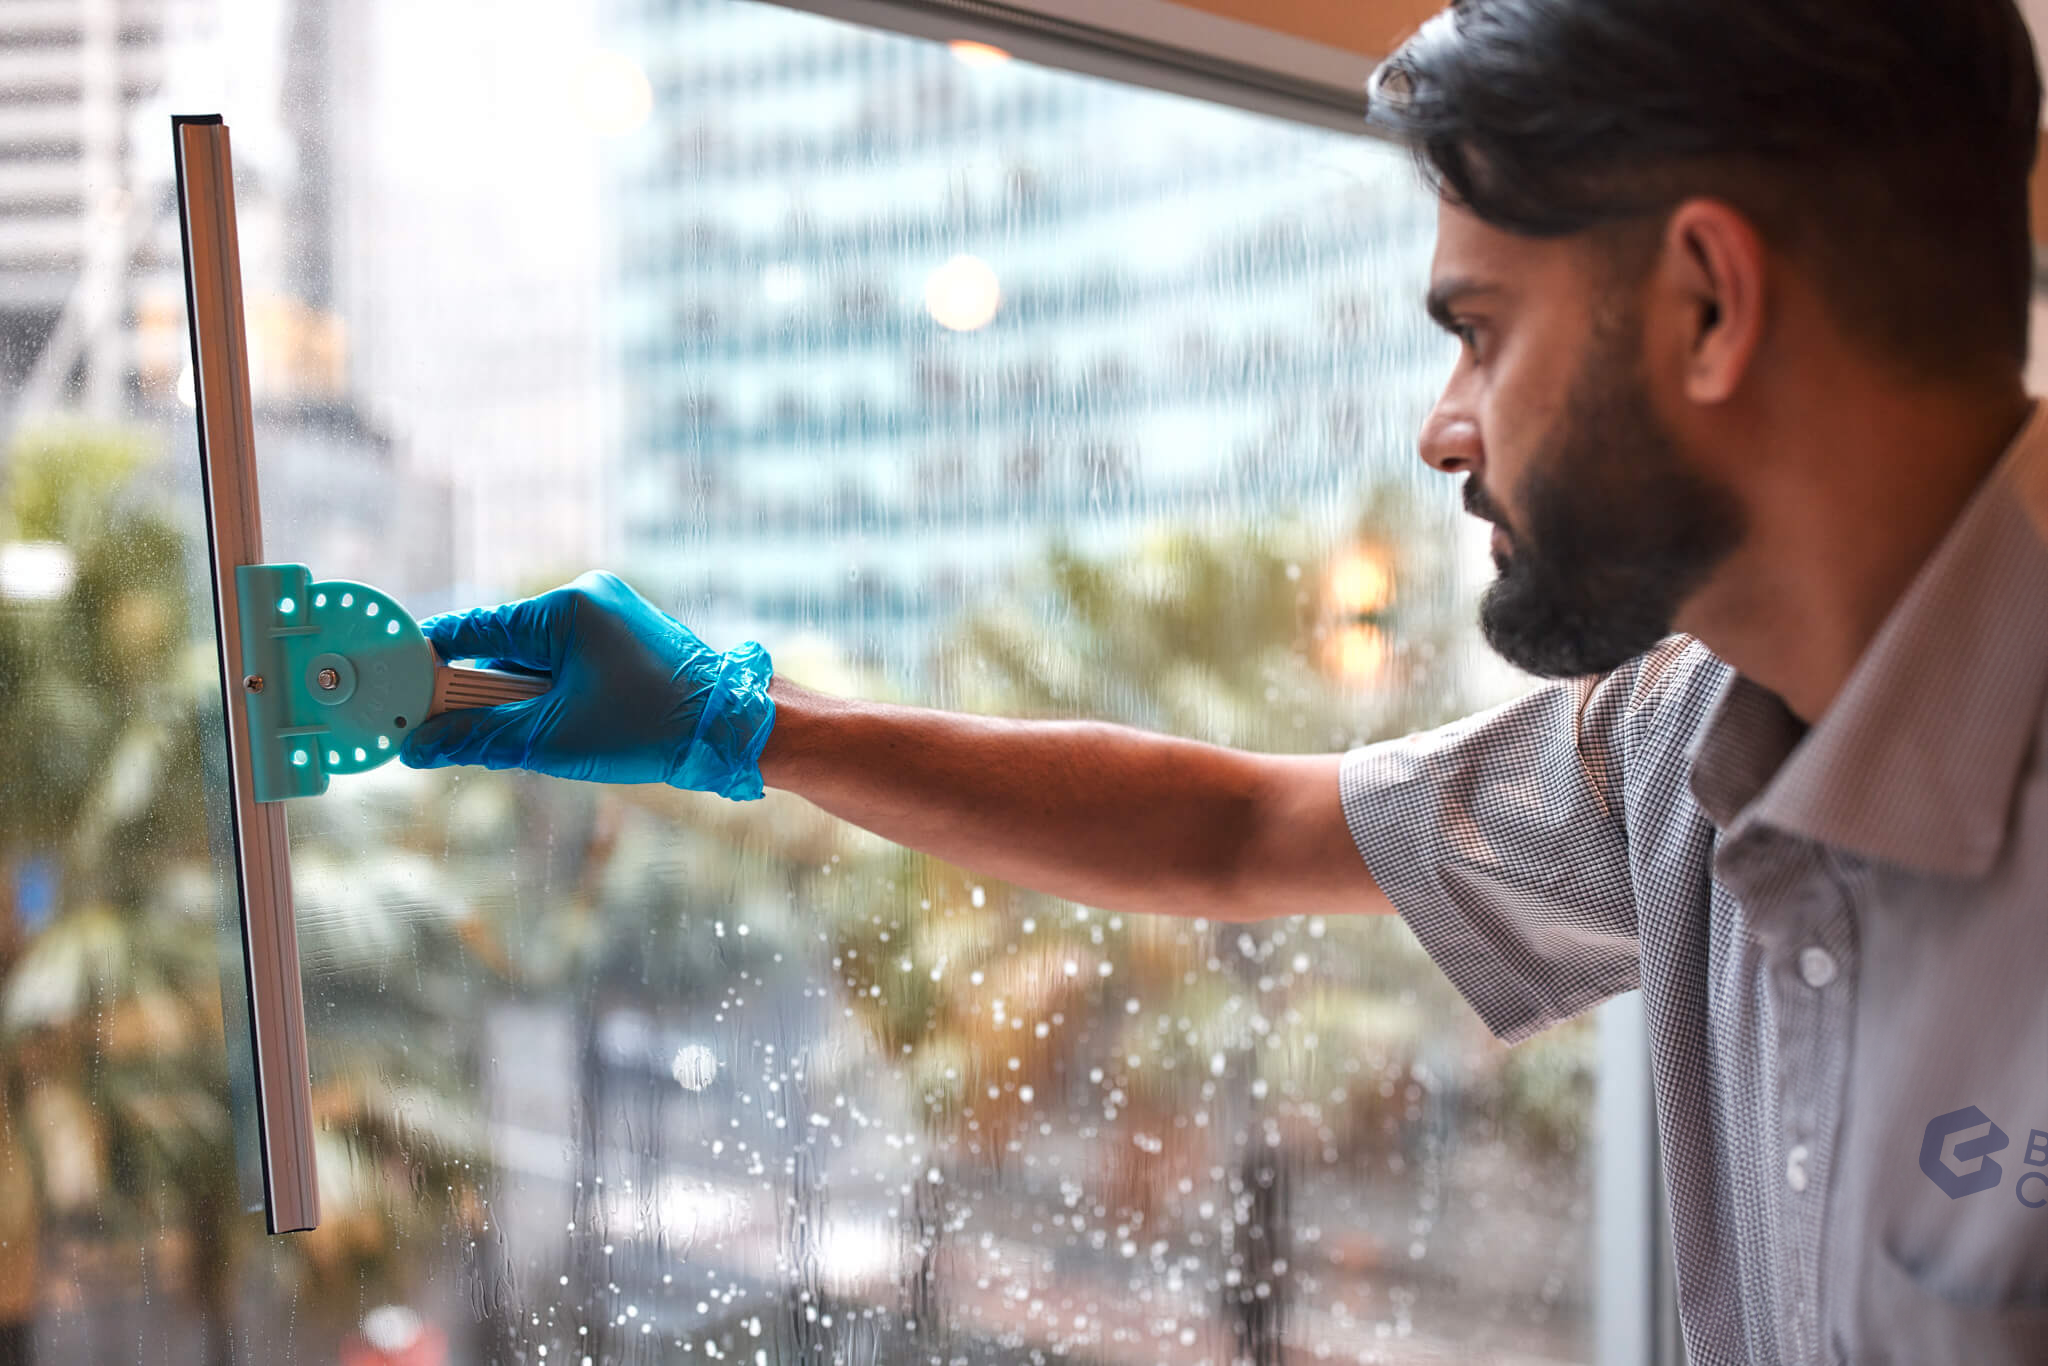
1597, 992, 1687, 1365
766, 0, 1373, 134
763, 4, 1682, 1359
173, 114, 320, 1235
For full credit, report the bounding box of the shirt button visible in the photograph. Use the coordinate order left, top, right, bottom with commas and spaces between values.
1797, 946, 1838, 988
1787, 1144, 1811, 1192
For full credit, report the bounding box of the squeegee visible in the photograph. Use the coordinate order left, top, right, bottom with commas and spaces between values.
174, 115, 548, 1233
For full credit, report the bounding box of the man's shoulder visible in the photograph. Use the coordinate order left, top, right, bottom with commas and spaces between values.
1578, 635, 1737, 799
1593, 633, 1734, 726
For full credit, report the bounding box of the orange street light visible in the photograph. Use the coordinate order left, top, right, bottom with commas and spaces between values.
1320, 547, 1395, 687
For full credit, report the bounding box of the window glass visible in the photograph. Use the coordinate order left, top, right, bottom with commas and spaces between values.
0, 1, 1604, 1362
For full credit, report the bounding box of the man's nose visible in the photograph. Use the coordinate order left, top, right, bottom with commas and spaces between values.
1419, 396, 1481, 476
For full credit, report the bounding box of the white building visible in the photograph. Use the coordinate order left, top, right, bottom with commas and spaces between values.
322, 0, 610, 607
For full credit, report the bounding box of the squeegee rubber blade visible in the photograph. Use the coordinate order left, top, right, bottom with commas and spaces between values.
173, 114, 320, 1235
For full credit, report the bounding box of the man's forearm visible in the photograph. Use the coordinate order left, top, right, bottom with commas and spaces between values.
757, 677, 1389, 923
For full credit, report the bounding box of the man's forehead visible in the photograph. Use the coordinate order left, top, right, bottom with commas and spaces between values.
1432, 199, 1522, 279
1428, 198, 1582, 302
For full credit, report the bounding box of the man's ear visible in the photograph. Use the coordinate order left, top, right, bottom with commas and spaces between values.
1658, 198, 1766, 405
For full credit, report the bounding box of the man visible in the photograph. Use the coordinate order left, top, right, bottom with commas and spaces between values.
402, 1, 2048, 1360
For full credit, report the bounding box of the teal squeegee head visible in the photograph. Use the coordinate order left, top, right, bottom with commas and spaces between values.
235, 563, 548, 801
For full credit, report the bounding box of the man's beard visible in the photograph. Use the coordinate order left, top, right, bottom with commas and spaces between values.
1469, 310, 1747, 679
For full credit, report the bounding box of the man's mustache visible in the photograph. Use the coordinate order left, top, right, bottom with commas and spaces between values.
1463, 477, 1510, 534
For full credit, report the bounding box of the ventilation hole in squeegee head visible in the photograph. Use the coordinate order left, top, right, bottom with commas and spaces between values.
394, 717, 407, 728
366, 601, 379, 617
386, 620, 400, 635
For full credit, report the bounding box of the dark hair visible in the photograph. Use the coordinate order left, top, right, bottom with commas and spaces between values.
1366, 0, 2043, 376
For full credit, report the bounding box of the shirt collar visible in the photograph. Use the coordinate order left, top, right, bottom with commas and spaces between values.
1687, 397, 2048, 877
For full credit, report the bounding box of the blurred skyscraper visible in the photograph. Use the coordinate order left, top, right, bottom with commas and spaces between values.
605, 0, 1447, 681
324, 0, 609, 605
0, 0, 459, 600
0, 0, 164, 412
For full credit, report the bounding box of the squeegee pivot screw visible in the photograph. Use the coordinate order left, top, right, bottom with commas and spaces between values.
316, 667, 340, 691
243, 674, 264, 693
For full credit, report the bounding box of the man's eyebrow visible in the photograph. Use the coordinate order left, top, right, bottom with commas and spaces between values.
1424, 277, 1503, 331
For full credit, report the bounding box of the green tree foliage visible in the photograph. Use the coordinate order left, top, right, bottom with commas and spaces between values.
813, 480, 1597, 1236
0, 425, 488, 1360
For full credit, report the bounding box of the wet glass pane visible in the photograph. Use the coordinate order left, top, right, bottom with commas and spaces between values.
2, 1, 1608, 1362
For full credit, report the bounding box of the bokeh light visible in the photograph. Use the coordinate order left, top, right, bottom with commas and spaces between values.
1328, 549, 1394, 617
923, 254, 1002, 331
948, 40, 1012, 69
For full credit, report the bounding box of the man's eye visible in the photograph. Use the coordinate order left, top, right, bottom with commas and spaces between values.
1452, 322, 1479, 351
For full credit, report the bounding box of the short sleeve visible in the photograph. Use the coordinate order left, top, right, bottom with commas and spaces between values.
1337, 640, 1700, 1045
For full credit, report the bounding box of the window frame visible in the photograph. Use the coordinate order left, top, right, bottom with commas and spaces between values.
168, 10, 1684, 1357
764, 0, 1376, 133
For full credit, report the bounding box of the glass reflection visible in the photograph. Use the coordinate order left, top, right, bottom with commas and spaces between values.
0, 1, 1593, 1363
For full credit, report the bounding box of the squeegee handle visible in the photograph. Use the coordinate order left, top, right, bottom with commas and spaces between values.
429, 663, 552, 715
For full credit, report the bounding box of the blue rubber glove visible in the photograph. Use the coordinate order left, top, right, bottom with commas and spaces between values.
398, 570, 776, 800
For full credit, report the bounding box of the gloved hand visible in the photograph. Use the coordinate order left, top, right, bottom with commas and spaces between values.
398, 570, 776, 800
